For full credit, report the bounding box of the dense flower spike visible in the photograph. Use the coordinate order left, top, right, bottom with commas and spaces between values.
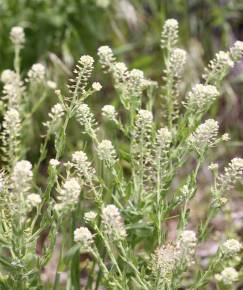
27, 63, 46, 83
230, 41, 243, 62
101, 204, 126, 240
177, 230, 197, 264
68, 55, 94, 97
27, 193, 42, 208
55, 178, 81, 212
156, 127, 172, 150
217, 158, 243, 191
97, 45, 115, 72
44, 103, 64, 131
1, 70, 24, 108
1, 108, 21, 163
188, 119, 219, 152
71, 151, 96, 182
184, 84, 219, 112
76, 103, 97, 138
215, 267, 238, 285
11, 160, 33, 193
161, 19, 179, 49
203, 51, 234, 83
167, 48, 187, 77
10, 26, 25, 46
221, 239, 242, 256
97, 140, 117, 166
74, 227, 94, 249
152, 244, 180, 285
102, 105, 117, 121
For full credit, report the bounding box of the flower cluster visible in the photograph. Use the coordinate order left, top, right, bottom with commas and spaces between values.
230, 40, 243, 62
102, 105, 117, 121
217, 158, 243, 192
161, 19, 179, 49
10, 26, 25, 46
1, 108, 21, 163
74, 226, 94, 249
55, 178, 81, 212
167, 48, 187, 78
188, 119, 219, 152
221, 239, 242, 257
1, 70, 24, 108
44, 103, 64, 131
156, 127, 172, 150
27, 63, 46, 83
215, 267, 238, 285
71, 150, 96, 182
97, 45, 115, 72
184, 84, 219, 112
11, 160, 33, 193
203, 51, 234, 83
152, 244, 180, 284
101, 204, 126, 240
97, 140, 117, 166
76, 103, 97, 138
177, 230, 197, 265
68, 55, 94, 97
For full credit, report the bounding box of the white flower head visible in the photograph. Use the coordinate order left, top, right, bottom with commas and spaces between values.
27, 63, 46, 83
168, 48, 187, 77
27, 193, 42, 208
102, 204, 126, 240
56, 178, 81, 211
185, 84, 219, 111
79, 55, 94, 67
71, 150, 96, 180
74, 226, 94, 249
230, 40, 243, 61
97, 140, 117, 166
11, 160, 33, 192
217, 157, 243, 191
50, 159, 60, 167
156, 127, 172, 149
98, 46, 115, 71
152, 244, 180, 283
188, 119, 219, 151
221, 239, 242, 256
92, 82, 102, 91
216, 267, 238, 285
84, 211, 97, 222
1, 70, 19, 84
10, 26, 25, 46
161, 19, 179, 49
177, 230, 197, 264
102, 105, 117, 121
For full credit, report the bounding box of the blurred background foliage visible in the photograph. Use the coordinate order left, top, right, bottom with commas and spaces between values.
0, 0, 242, 159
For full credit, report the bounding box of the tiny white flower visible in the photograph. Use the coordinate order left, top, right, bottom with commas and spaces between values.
10, 26, 25, 46
50, 159, 60, 167
92, 82, 102, 91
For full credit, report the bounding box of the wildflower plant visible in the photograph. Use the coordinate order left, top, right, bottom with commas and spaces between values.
0, 20, 242, 290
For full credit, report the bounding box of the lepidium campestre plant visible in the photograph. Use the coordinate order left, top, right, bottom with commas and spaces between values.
0, 19, 242, 290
